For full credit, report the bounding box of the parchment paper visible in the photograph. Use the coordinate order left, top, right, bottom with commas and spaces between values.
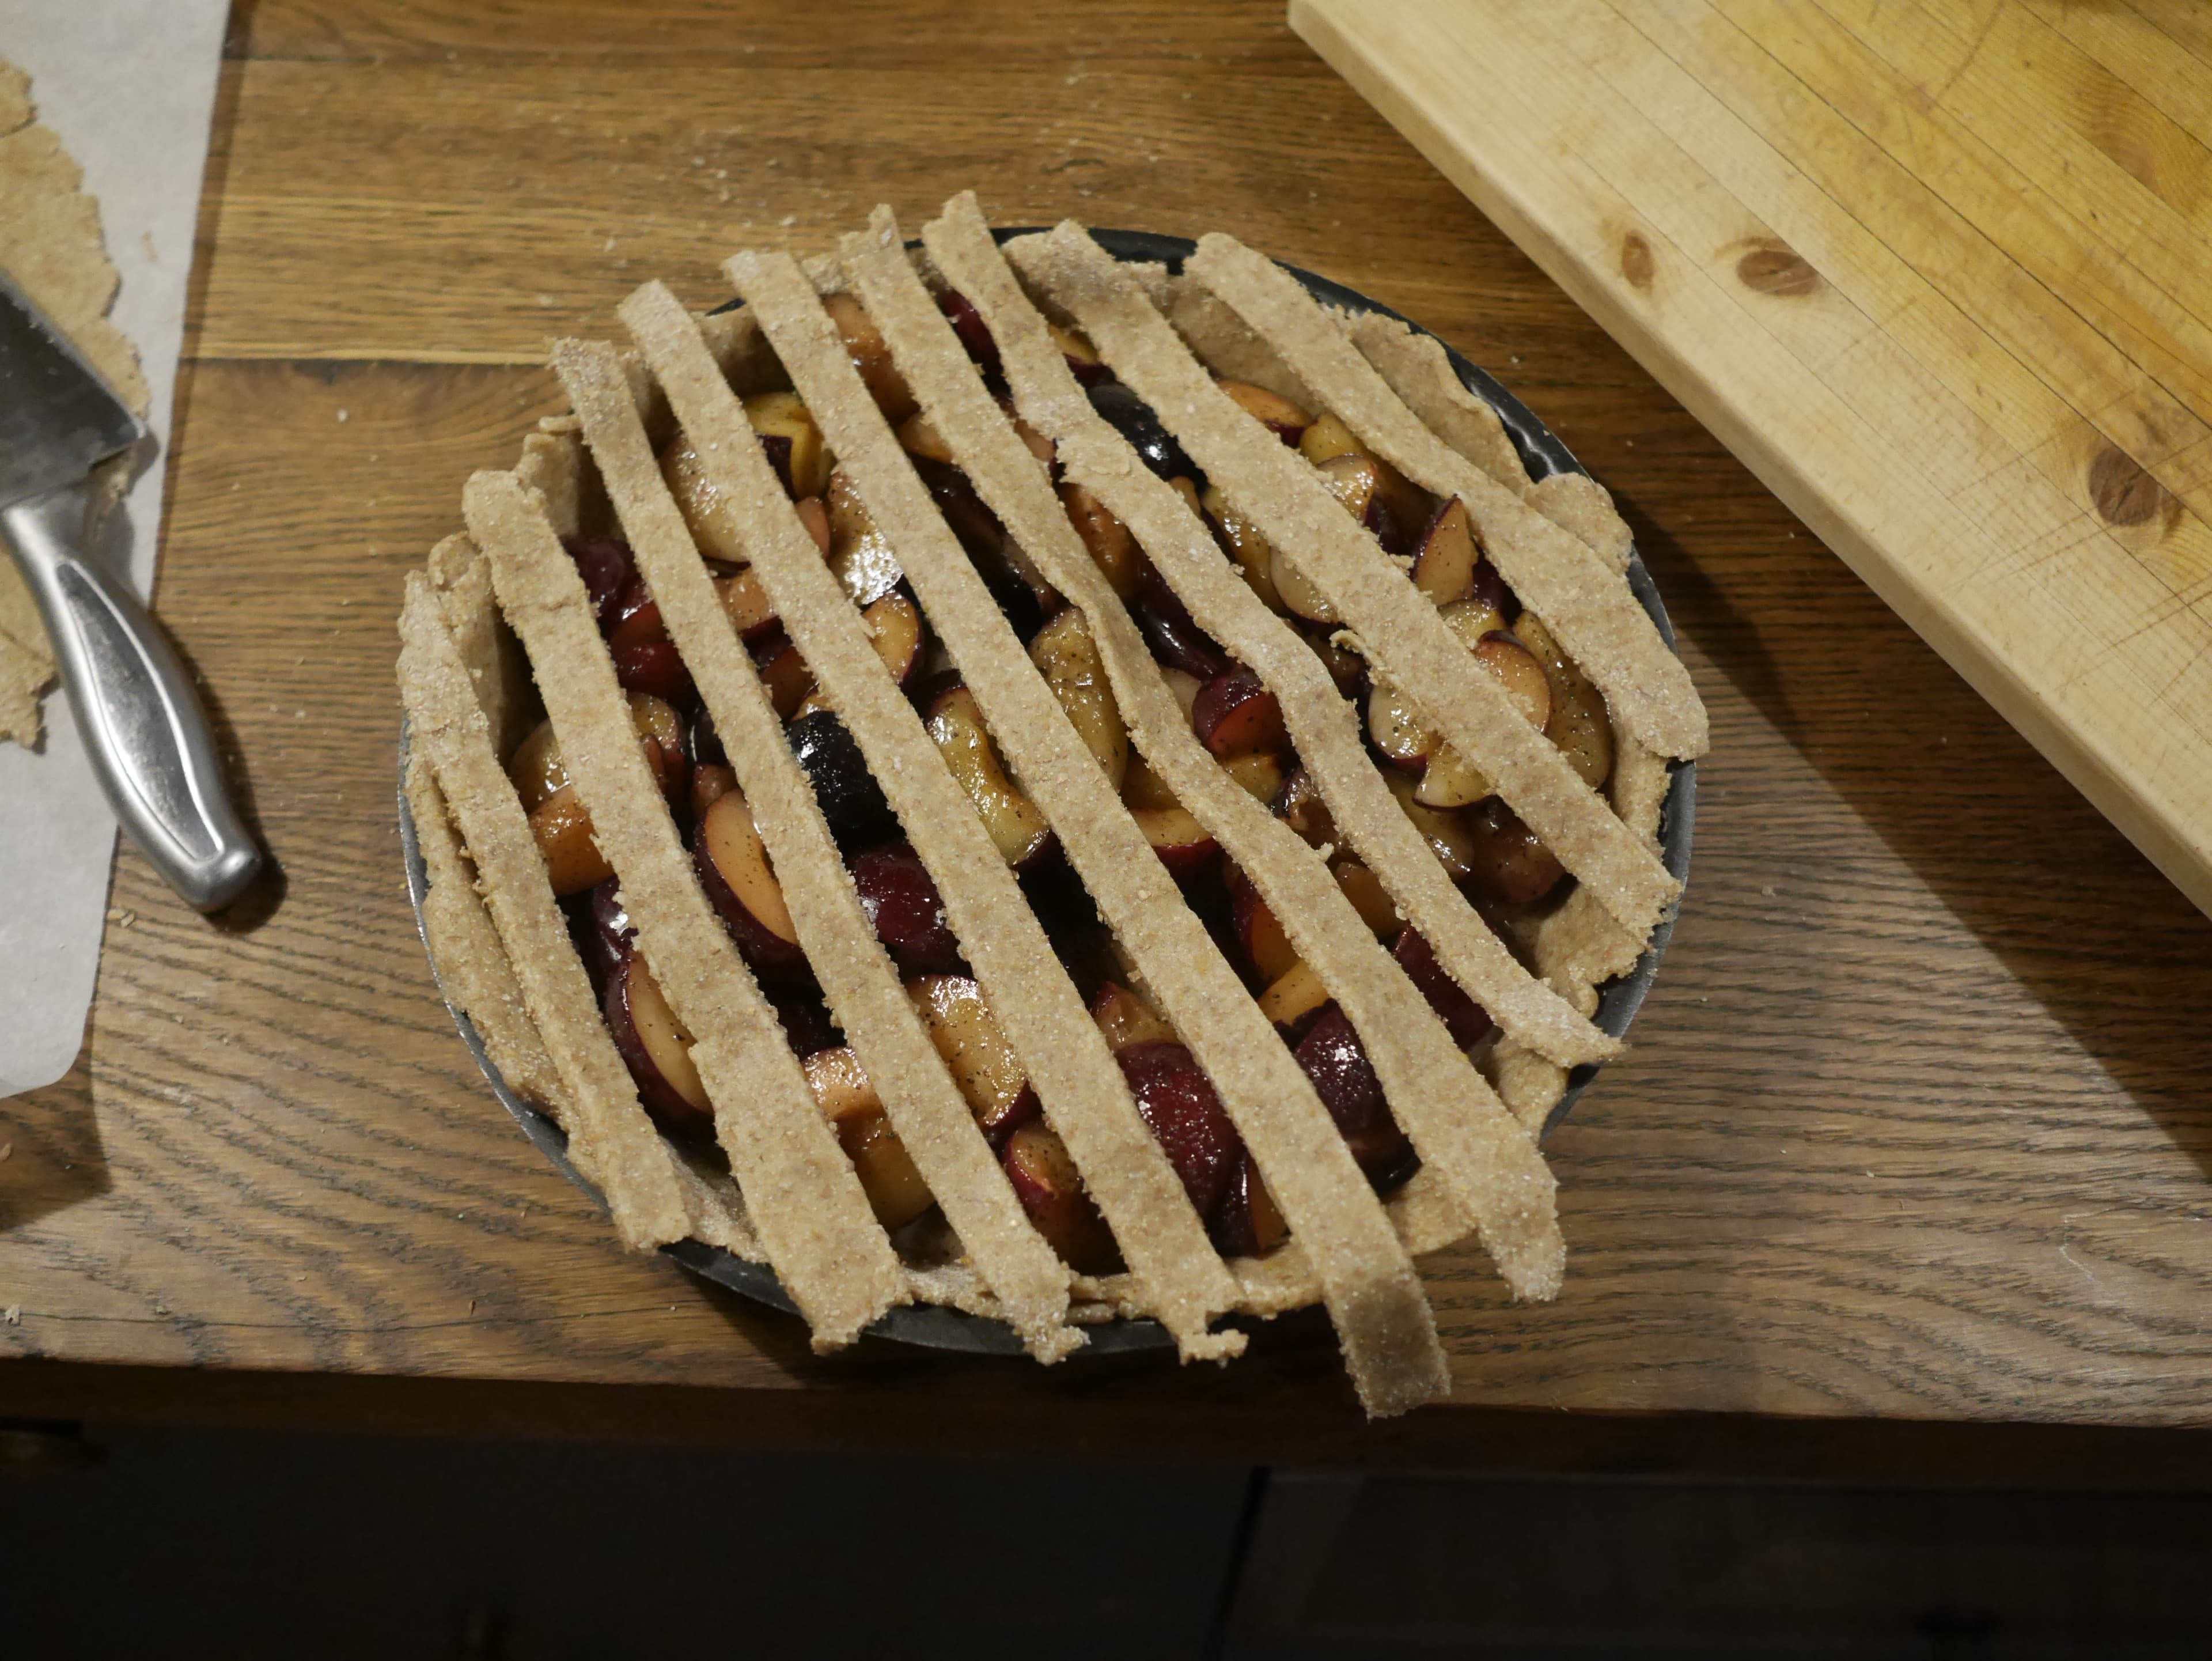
0, 2, 230, 1097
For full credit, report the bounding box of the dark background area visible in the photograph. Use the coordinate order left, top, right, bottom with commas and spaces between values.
5, 1422, 2210, 1659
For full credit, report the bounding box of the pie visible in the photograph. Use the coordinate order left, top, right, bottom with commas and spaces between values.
395, 191, 1706, 1417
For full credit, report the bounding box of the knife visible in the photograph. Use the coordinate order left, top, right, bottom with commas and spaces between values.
0, 270, 261, 913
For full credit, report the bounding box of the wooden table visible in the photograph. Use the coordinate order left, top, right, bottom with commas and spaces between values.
5, 0, 2210, 1476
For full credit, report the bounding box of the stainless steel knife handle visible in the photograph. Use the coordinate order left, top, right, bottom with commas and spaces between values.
3, 482, 262, 912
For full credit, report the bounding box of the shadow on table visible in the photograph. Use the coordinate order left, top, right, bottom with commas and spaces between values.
683, 1254, 1369, 1436
0, 1006, 113, 1234
1620, 490, 2212, 1185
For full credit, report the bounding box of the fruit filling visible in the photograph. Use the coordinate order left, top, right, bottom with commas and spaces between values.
501, 285, 1613, 1273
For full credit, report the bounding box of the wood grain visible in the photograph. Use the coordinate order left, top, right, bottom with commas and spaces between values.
1292, 0, 2212, 933
3, 0, 2211, 1454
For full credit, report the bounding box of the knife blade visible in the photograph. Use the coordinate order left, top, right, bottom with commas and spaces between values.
0, 271, 144, 507
0, 271, 262, 912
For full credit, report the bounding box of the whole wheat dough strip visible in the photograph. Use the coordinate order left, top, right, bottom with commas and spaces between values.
1013, 223, 1679, 943
1188, 234, 1705, 760
397, 574, 699, 1250
1526, 473, 1635, 577
408, 735, 762, 1258
927, 194, 1567, 1302
462, 468, 906, 1349
918, 205, 1570, 1317
1321, 308, 1641, 578
404, 746, 565, 1113
842, 207, 1448, 1409
1238, 302, 1639, 578
966, 211, 1611, 1070
624, 267, 1242, 1361
1335, 308, 1533, 497
550, 334, 1080, 1362
415, 479, 760, 1259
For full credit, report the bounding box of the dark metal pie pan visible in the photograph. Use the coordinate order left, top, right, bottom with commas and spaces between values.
399, 226, 1695, 1357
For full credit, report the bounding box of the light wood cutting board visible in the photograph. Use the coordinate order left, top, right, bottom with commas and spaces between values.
1293, 0, 2212, 918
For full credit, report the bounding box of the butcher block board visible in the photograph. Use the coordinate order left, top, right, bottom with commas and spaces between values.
1293, 0, 2212, 920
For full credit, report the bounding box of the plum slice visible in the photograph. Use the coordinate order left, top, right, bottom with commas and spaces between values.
510, 697, 684, 896
605, 948, 714, 1140
1411, 497, 1479, 606
1088, 381, 1198, 484
1271, 766, 1338, 852
1382, 770, 1479, 886
507, 718, 570, 814
1118, 758, 1219, 878
788, 708, 896, 849
850, 841, 964, 975
596, 565, 694, 707
1117, 1040, 1244, 1221
1134, 567, 1226, 680
923, 683, 1054, 870
744, 390, 831, 500
586, 876, 636, 982
613, 637, 697, 709
690, 762, 736, 824
1131, 805, 1218, 881
1191, 664, 1287, 759
1216, 377, 1314, 445
661, 437, 752, 565
714, 566, 781, 641
907, 453, 1050, 637
1365, 600, 1550, 803
862, 590, 924, 688
1311, 451, 1415, 562
1211, 1153, 1289, 1258
825, 470, 907, 609
1047, 320, 1106, 386
562, 535, 634, 626
526, 790, 613, 896
1332, 858, 1400, 937
627, 692, 690, 807
936, 287, 1001, 376
1474, 633, 1552, 731
824, 292, 918, 425
1089, 981, 1176, 1053
1268, 532, 1340, 626
1229, 868, 1300, 988
804, 1046, 934, 1231
1407, 634, 1552, 811
1029, 608, 1127, 788
1516, 612, 1615, 792
751, 630, 817, 719
1058, 479, 1150, 601
1257, 959, 1330, 1037
1221, 750, 1285, 805
1200, 483, 1284, 615
893, 409, 957, 466
1292, 1004, 1416, 1186
907, 973, 1039, 1146
1299, 413, 1429, 551
1460, 799, 1568, 905
1391, 927, 1493, 1052
1002, 1123, 1121, 1274
692, 787, 810, 982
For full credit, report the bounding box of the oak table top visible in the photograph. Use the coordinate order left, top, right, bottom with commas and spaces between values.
5, 1, 2210, 1473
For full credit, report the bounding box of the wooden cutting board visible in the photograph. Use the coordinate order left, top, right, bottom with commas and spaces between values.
1293, 0, 2212, 918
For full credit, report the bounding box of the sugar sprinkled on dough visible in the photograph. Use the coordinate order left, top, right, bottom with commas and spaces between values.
556, 326, 1077, 1361
722, 247, 1243, 1362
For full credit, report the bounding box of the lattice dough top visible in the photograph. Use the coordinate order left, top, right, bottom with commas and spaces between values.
394, 192, 1705, 1417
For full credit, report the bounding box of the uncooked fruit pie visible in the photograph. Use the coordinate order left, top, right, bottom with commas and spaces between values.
395, 192, 1706, 1417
